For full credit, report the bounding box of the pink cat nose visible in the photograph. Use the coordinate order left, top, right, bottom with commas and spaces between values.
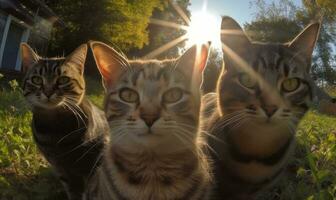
141, 114, 160, 128
261, 105, 278, 118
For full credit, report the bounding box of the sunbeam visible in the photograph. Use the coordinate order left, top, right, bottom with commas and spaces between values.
145, 0, 221, 58
169, 0, 191, 25
143, 35, 188, 59
221, 42, 277, 96
149, 18, 188, 30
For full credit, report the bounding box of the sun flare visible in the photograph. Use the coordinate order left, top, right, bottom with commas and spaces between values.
186, 11, 221, 48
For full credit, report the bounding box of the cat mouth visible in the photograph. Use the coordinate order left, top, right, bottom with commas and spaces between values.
137, 128, 158, 137
138, 131, 153, 136
34, 99, 63, 109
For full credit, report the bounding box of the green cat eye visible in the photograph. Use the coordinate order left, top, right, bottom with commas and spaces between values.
238, 73, 257, 89
57, 76, 70, 85
282, 78, 300, 92
119, 88, 139, 103
163, 88, 183, 103
31, 76, 43, 85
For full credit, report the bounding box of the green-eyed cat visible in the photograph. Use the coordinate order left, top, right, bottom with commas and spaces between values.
203, 17, 320, 199
84, 41, 212, 200
21, 43, 109, 200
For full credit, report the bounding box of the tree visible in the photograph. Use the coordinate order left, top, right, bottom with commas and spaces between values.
46, 0, 165, 55
202, 49, 222, 93
245, 18, 301, 43
130, 0, 190, 59
309, 0, 336, 21
246, 0, 302, 42
299, 0, 336, 85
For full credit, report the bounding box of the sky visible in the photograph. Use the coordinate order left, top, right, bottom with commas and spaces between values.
189, 0, 303, 25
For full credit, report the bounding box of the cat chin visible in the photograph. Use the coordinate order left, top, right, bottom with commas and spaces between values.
113, 132, 188, 153
30, 100, 64, 110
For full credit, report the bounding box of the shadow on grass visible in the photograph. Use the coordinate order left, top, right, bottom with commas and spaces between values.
0, 167, 66, 200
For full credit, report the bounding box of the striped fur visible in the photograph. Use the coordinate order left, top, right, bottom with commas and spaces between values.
203, 17, 320, 199
21, 43, 109, 200
85, 42, 212, 200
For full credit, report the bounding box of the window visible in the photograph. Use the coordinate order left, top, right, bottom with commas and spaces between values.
0, 11, 7, 43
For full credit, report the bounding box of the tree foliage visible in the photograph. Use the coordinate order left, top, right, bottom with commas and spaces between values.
312, 0, 336, 20
245, 18, 301, 43
202, 49, 222, 93
46, 0, 165, 55
130, 0, 190, 58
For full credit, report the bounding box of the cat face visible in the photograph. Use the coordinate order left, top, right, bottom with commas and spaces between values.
218, 17, 320, 129
90, 42, 209, 150
21, 43, 87, 109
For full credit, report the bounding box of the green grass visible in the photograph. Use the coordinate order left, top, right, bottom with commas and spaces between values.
259, 110, 336, 200
0, 76, 335, 200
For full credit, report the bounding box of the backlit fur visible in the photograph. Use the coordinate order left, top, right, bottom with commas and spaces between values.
85, 42, 212, 200
203, 17, 320, 199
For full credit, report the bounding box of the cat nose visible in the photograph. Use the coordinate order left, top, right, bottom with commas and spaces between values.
261, 105, 278, 118
43, 90, 54, 98
141, 114, 160, 128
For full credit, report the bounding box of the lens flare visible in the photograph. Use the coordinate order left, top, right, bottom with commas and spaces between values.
186, 11, 221, 48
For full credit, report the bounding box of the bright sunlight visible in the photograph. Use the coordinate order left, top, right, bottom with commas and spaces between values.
186, 11, 221, 48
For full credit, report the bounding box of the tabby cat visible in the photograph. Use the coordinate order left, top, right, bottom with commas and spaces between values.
84, 41, 212, 200
21, 43, 109, 200
203, 17, 320, 199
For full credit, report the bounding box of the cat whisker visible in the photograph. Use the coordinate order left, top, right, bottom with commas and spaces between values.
216, 112, 247, 129
200, 139, 220, 158
64, 98, 88, 120
216, 116, 247, 133
172, 131, 196, 154
111, 131, 128, 145
217, 111, 246, 124
200, 130, 225, 144
62, 102, 82, 128
108, 123, 125, 129
177, 123, 197, 131
68, 99, 88, 118
231, 118, 249, 130
57, 127, 86, 144
74, 142, 101, 164
56, 138, 96, 158
63, 100, 87, 128
88, 152, 103, 179
177, 128, 196, 140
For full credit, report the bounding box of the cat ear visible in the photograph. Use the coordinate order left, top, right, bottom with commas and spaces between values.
89, 41, 128, 89
288, 22, 320, 63
20, 43, 39, 73
220, 16, 251, 55
175, 43, 210, 86
65, 44, 88, 74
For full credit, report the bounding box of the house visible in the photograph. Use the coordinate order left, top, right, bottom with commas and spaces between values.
0, 0, 61, 73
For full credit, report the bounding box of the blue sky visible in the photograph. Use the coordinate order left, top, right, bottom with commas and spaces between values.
189, 0, 303, 25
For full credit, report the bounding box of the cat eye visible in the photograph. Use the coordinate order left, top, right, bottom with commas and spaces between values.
31, 76, 43, 85
119, 88, 139, 103
282, 78, 300, 92
238, 73, 257, 89
57, 76, 70, 85
163, 88, 183, 103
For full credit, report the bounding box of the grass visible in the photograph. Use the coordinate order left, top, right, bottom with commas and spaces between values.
0, 76, 335, 200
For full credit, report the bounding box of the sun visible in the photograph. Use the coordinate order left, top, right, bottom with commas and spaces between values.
186, 11, 221, 48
